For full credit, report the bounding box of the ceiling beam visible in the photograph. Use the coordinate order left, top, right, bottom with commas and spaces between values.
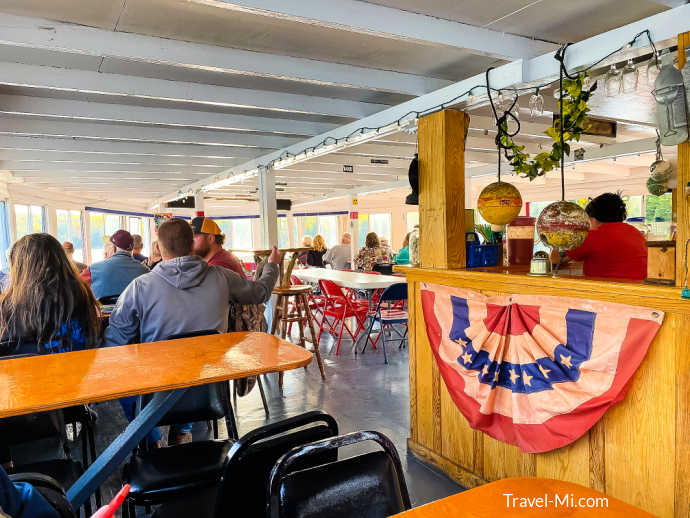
0, 149, 240, 166
0, 62, 388, 119
0, 13, 451, 97
0, 95, 338, 136
0, 135, 271, 158
166, 5, 687, 203
212, 0, 557, 59
0, 116, 302, 149
0, 160, 225, 174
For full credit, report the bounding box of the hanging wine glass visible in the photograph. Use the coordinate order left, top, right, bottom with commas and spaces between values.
605, 64, 622, 97
622, 59, 639, 93
646, 52, 661, 86
529, 89, 544, 119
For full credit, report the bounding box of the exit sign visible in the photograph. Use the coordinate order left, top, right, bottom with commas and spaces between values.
343, 165, 354, 173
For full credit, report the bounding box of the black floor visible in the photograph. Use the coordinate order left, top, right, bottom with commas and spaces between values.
17, 326, 463, 514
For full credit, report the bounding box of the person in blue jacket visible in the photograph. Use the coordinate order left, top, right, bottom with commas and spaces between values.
0, 465, 59, 518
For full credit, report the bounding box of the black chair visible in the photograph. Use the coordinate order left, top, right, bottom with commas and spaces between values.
0, 352, 98, 514
267, 430, 411, 518
9, 472, 77, 518
372, 263, 394, 275
98, 295, 120, 305
122, 330, 239, 517
151, 411, 339, 518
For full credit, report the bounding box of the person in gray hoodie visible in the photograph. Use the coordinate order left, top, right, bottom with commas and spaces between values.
104, 217, 280, 444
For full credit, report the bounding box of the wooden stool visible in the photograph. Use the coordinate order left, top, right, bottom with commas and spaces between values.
271, 285, 326, 389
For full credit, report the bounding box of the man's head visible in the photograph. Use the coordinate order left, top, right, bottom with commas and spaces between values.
341, 233, 351, 245
190, 216, 224, 257
62, 241, 75, 255
132, 234, 144, 253
158, 218, 194, 260
302, 236, 312, 247
380, 238, 389, 248
110, 230, 134, 254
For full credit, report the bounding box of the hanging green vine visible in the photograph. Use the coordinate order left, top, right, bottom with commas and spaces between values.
498, 73, 597, 181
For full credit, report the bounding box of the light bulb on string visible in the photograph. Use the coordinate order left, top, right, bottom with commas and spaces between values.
646, 51, 661, 86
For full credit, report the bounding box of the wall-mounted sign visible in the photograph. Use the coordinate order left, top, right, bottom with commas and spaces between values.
370, 158, 389, 165
352, 197, 358, 206
349, 211, 358, 220
343, 165, 354, 173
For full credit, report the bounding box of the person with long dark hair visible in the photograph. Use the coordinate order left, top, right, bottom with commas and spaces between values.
0, 233, 100, 355
554, 193, 647, 280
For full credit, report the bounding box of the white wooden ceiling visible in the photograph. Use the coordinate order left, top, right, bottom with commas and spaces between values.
0, 0, 679, 208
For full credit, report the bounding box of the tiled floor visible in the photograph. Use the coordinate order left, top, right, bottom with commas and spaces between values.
19, 326, 463, 514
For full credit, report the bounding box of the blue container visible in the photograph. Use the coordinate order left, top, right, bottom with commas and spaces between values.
466, 243, 500, 267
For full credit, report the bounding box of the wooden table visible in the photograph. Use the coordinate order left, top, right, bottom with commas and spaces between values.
292, 268, 406, 291
391, 478, 655, 517
0, 332, 312, 508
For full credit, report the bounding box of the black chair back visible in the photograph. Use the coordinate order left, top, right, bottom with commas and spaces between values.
0, 353, 66, 445
215, 411, 338, 518
267, 430, 411, 518
98, 295, 120, 305
9, 472, 76, 518
372, 263, 394, 275
138, 330, 231, 427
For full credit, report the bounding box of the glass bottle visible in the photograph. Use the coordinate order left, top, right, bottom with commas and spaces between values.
622, 59, 638, 93
605, 64, 622, 97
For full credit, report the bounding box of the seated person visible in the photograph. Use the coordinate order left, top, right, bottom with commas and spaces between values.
323, 232, 351, 270
380, 238, 395, 259
80, 230, 149, 300
190, 216, 244, 275
131, 234, 148, 263
297, 236, 312, 266
147, 240, 162, 270
0, 464, 60, 518
306, 234, 327, 268
105, 218, 279, 444
552, 193, 647, 281
0, 233, 100, 356
61, 241, 87, 273
395, 233, 411, 265
354, 232, 392, 272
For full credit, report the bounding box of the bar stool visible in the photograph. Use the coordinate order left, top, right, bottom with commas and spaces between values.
271, 285, 326, 389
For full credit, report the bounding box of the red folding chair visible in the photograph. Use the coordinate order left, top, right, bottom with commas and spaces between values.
318, 280, 376, 354
291, 275, 324, 325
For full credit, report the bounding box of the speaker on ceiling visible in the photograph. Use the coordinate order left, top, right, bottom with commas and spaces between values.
164, 196, 195, 209
276, 199, 292, 211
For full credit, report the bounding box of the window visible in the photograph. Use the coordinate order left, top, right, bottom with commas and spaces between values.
14, 204, 44, 240
369, 213, 392, 245
89, 213, 122, 262
56, 210, 84, 262
357, 214, 369, 248
277, 217, 289, 248
216, 218, 254, 250
406, 212, 419, 233
298, 216, 318, 245
127, 216, 150, 256
317, 215, 338, 247
0, 202, 11, 270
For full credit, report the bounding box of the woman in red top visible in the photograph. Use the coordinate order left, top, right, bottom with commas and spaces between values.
556, 193, 647, 280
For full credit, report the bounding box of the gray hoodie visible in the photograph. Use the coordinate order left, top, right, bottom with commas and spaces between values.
104, 255, 278, 346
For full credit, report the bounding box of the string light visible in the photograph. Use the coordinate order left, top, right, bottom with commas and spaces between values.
194, 29, 662, 195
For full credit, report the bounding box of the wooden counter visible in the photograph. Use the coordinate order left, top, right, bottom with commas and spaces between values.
397, 265, 690, 517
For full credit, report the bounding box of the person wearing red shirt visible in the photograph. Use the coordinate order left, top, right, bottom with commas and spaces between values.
190, 216, 245, 275
554, 193, 647, 280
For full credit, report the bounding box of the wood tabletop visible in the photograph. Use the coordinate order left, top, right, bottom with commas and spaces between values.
390, 478, 655, 517
292, 268, 406, 290
0, 332, 312, 418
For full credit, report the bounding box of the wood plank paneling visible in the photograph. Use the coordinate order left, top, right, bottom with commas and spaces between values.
588, 420, 606, 492
536, 432, 591, 488
675, 32, 690, 287
414, 281, 435, 449
418, 109, 468, 270
483, 434, 536, 480
440, 379, 475, 470
604, 314, 677, 517
408, 280, 418, 442
675, 314, 690, 518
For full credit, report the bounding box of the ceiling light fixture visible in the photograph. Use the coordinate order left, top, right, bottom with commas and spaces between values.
202, 170, 257, 191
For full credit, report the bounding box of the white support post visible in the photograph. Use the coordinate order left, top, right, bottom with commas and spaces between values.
258, 166, 278, 248
348, 195, 359, 267
194, 191, 205, 218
